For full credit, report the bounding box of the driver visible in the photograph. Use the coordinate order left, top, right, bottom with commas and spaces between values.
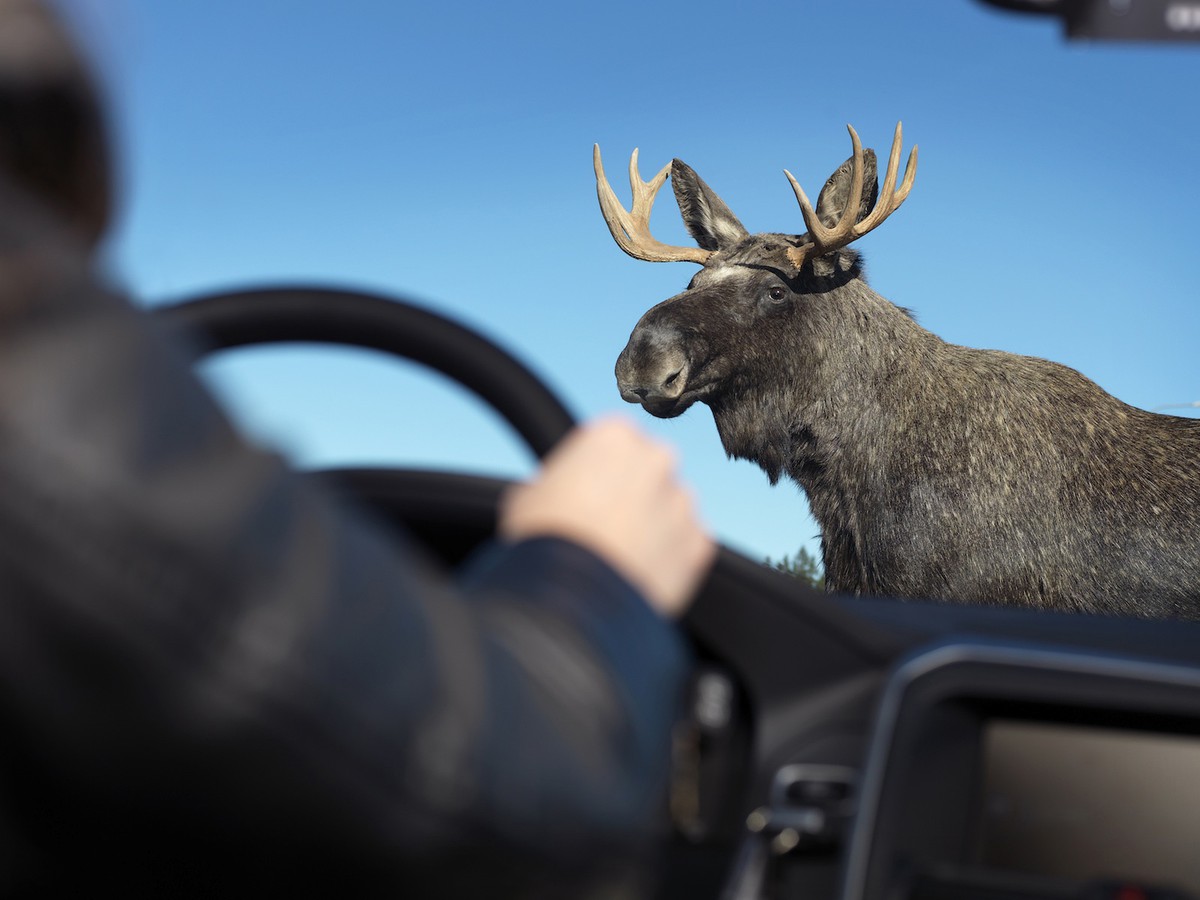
0, 1, 715, 895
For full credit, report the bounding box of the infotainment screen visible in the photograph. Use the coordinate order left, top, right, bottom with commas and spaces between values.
975, 720, 1200, 892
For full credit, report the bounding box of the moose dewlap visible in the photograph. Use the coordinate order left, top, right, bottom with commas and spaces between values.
595, 123, 1200, 619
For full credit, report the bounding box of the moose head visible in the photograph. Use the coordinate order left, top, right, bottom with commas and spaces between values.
599, 124, 916, 429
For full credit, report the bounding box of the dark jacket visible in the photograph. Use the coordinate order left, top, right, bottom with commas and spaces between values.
0, 178, 689, 896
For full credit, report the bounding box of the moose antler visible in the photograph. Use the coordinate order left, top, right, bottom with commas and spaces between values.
784, 122, 918, 270
594, 144, 712, 265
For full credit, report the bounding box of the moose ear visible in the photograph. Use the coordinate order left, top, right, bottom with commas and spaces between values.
814, 148, 879, 229
670, 160, 750, 252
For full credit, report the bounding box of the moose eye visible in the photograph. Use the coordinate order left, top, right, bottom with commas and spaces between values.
766, 286, 788, 303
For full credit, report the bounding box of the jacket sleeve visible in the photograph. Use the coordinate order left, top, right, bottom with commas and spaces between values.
0, 180, 689, 892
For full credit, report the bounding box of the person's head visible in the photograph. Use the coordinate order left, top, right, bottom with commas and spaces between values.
0, 0, 111, 246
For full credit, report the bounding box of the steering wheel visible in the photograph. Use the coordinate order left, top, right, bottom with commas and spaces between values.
159, 285, 577, 565
162, 285, 576, 454
156, 285, 885, 879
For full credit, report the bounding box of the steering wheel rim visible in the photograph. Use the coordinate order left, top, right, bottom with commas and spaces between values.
155, 283, 893, 854
157, 285, 577, 460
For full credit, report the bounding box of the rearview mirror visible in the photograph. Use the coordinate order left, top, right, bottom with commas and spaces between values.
974, 0, 1200, 41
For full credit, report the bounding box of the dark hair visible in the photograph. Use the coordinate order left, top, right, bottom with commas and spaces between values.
0, 0, 112, 245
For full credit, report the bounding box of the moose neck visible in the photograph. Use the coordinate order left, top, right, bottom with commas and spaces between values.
706, 273, 941, 506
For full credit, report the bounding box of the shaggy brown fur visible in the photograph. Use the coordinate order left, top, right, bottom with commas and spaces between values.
612, 146, 1200, 618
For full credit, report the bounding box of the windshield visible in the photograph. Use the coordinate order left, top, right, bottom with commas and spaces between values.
102, 0, 1198, 583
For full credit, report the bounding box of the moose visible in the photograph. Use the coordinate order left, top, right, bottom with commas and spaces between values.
595, 124, 1200, 618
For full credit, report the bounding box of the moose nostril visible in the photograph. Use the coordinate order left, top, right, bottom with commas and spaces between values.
632, 387, 649, 399
663, 369, 682, 388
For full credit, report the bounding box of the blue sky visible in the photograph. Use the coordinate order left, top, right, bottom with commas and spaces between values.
72, 0, 1200, 567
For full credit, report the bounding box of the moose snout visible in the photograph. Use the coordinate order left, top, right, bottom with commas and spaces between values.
618, 364, 686, 403
615, 340, 689, 407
